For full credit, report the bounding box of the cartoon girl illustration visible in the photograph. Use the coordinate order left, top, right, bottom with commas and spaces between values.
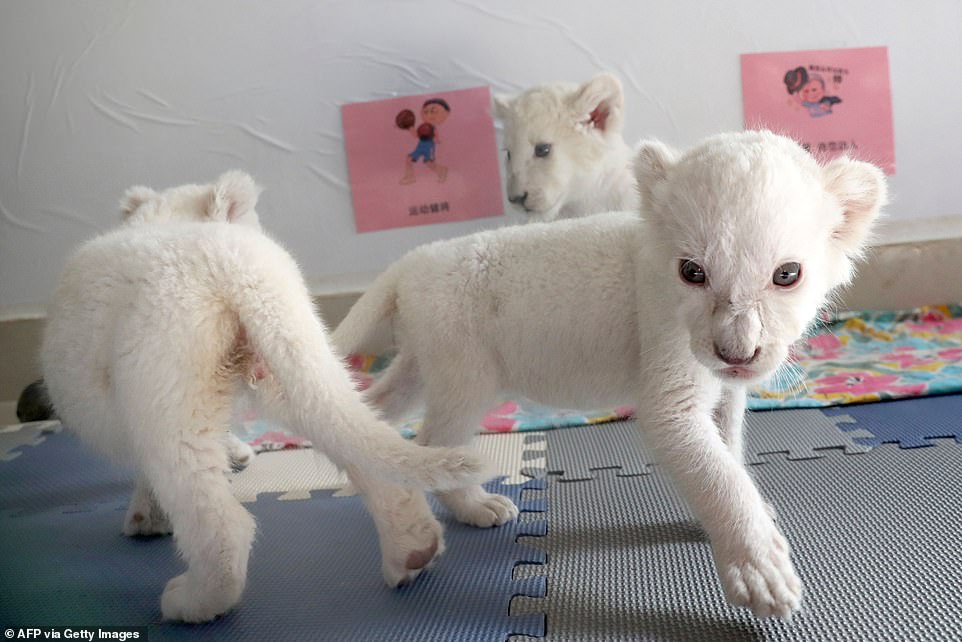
396, 98, 450, 185
784, 66, 842, 118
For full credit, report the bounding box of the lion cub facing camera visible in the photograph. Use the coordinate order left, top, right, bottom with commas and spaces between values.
334, 130, 887, 618
41, 172, 492, 622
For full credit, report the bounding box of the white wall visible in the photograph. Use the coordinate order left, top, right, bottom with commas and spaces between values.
1, 0, 960, 311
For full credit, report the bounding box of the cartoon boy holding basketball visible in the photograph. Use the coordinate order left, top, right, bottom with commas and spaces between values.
397, 98, 450, 185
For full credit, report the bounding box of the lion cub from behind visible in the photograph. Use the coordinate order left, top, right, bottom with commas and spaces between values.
41, 172, 492, 622
494, 72, 639, 221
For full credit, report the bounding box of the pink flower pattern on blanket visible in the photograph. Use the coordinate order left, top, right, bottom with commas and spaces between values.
805, 333, 845, 360
483, 402, 521, 432
938, 347, 962, 361
906, 316, 962, 335
812, 373, 926, 397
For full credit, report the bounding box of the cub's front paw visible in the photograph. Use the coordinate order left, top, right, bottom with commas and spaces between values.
440, 486, 519, 528
160, 572, 242, 623
715, 526, 802, 619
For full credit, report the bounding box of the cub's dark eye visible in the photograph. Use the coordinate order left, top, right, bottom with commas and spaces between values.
534, 142, 552, 158
504, 149, 511, 162
679, 259, 706, 285
773, 262, 802, 287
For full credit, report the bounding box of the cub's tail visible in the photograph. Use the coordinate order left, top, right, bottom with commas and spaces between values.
329, 264, 403, 356
224, 240, 493, 491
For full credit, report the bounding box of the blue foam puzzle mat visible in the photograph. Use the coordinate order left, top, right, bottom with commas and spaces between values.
0, 431, 547, 641
822, 393, 962, 449
0, 429, 135, 517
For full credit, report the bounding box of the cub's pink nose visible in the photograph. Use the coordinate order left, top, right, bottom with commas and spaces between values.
714, 344, 761, 366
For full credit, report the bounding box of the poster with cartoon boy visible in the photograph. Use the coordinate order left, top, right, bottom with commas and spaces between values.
397, 98, 450, 184
741, 46, 895, 174
783, 66, 842, 117
342, 86, 503, 232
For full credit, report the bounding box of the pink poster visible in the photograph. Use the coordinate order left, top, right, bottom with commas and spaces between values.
741, 46, 895, 174
341, 86, 504, 233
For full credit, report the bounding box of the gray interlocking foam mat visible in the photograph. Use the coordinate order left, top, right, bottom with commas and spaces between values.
539, 420, 655, 481
0, 430, 546, 641
744, 407, 873, 463
541, 408, 881, 480
512, 440, 962, 641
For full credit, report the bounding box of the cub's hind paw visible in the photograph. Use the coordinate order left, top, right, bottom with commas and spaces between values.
381, 514, 445, 587
161, 573, 242, 623
123, 508, 172, 536
123, 486, 171, 536
225, 433, 255, 472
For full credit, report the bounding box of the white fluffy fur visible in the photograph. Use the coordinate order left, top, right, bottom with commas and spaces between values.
41, 172, 493, 622
333, 131, 887, 618
494, 72, 639, 221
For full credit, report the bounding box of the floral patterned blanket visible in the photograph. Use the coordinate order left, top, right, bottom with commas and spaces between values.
235, 304, 962, 451
750, 304, 962, 409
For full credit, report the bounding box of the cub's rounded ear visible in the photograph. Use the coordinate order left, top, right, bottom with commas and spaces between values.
634, 140, 677, 210
492, 93, 514, 120
119, 186, 157, 219
823, 157, 888, 258
209, 171, 262, 223
569, 72, 624, 134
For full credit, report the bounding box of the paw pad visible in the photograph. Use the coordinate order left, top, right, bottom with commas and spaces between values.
405, 537, 439, 570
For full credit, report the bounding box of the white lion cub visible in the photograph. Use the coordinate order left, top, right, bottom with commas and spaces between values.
41, 172, 493, 623
494, 72, 639, 221
333, 131, 887, 618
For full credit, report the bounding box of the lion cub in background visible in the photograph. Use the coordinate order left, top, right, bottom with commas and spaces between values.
334, 131, 887, 618
41, 172, 492, 622
494, 72, 639, 221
